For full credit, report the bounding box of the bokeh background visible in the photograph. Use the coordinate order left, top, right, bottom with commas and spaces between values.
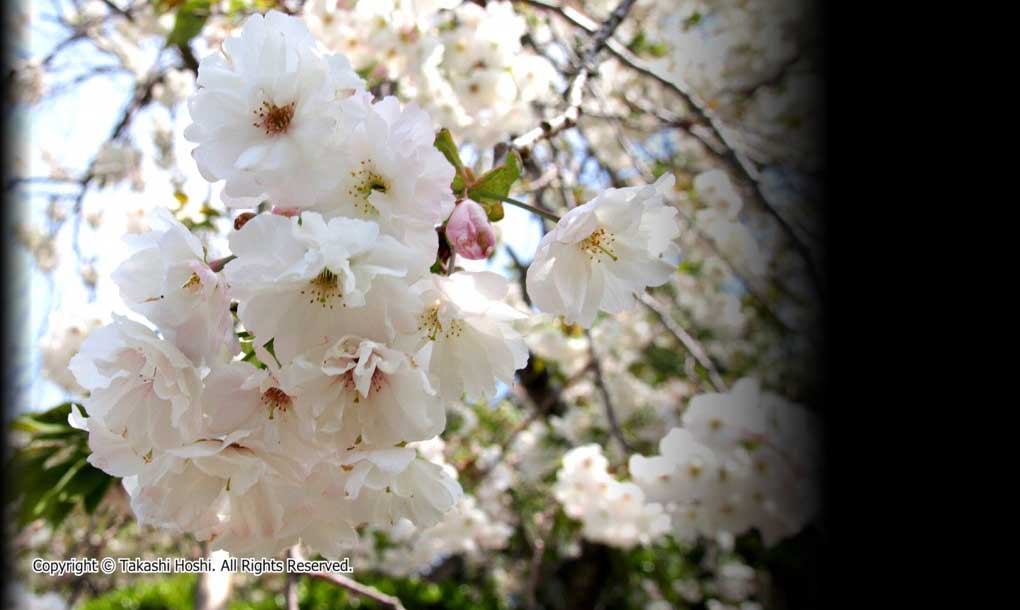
5, 1, 827, 608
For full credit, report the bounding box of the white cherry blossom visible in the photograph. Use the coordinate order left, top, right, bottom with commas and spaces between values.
68, 316, 203, 477
553, 444, 671, 549
310, 91, 455, 258
630, 379, 822, 545
224, 212, 423, 362
409, 271, 528, 403
185, 10, 364, 204
284, 336, 445, 448
112, 208, 237, 365
527, 174, 681, 327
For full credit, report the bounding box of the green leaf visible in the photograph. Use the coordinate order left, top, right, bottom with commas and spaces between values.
9, 402, 115, 529
12, 417, 72, 437
167, 0, 212, 48
468, 149, 522, 222
82, 475, 114, 514
434, 128, 467, 193
262, 337, 281, 369
34, 457, 88, 513
11, 402, 77, 439
628, 31, 670, 58
24, 401, 76, 425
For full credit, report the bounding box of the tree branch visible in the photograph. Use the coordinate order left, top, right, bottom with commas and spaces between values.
586, 330, 633, 453
519, 0, 825, 299
511, 0, 640, 154
292, 545, 407, 610
307, 572, 407, 610
472, 360, 594, 480
285, 547, 299, 610
639, 292, 727, 392
194, 542, 232, 610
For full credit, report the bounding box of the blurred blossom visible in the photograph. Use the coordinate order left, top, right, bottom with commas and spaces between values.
40, 308, 105, 395
11, 58, 46, 105
153, 68, 196, 108
92, 141, 143, 190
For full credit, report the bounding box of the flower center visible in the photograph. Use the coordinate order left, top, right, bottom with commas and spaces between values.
300, 268, 346, 309
346, 160, 388, 217
253, 101, 295, 135
418, 306, 442, 340
417, 306, 465, 341
578, 228, 619, 262
343, 367, 386, 402
261, 387, 292, 419
182, 272, 202, 291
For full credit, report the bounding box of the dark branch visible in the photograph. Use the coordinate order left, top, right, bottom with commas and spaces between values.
520, 0, 825, 299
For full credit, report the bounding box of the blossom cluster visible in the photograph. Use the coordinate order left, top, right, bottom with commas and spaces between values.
554, 444, 672, 548
12, 0, 827, 604
304, 0, 557, 147
67, 10, 532, 558
553, 379, 820, 549
629, 378, 821, 545
39, 308, 107, 395
345, 437, 514, 577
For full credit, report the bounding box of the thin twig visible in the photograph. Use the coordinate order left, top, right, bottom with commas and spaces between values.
639, 292, 727, 392
586, 329, 633, 452
474, 360, 594, 479
671, 206, 795, 333
505, 246, 532, 307
308, 572, 407, 610
511, 0, 640, 154
525, 536, 547, 610
471, 191, 561, 222
292, 545, 407, 610
100, 0, 133, 21
520, 0, 824, 299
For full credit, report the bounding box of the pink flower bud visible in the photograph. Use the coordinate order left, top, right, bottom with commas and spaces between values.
370, 64, 389, 82
446, 199, 496, 260
271, 206, 301, 217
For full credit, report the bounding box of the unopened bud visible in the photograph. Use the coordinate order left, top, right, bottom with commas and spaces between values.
445, 199, 496, 260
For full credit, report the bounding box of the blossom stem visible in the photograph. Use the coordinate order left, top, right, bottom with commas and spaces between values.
208, 255, 236, 272
469, 191, 560, 222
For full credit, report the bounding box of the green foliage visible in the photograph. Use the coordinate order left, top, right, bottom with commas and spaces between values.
262, 337, 281, 368
78, 572, 508, 610
79, 574, 196, 610
237, 331, 268, 368
466, 150, 523, 222
630, 344, 687, 385
434, 128, 468, 193
433, 128, 524, 222
166, 0, 212, 47
683, 11, 704, 29
627, 31, 669, 58
8, 403, 114, 529
278, 576, 508, 610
